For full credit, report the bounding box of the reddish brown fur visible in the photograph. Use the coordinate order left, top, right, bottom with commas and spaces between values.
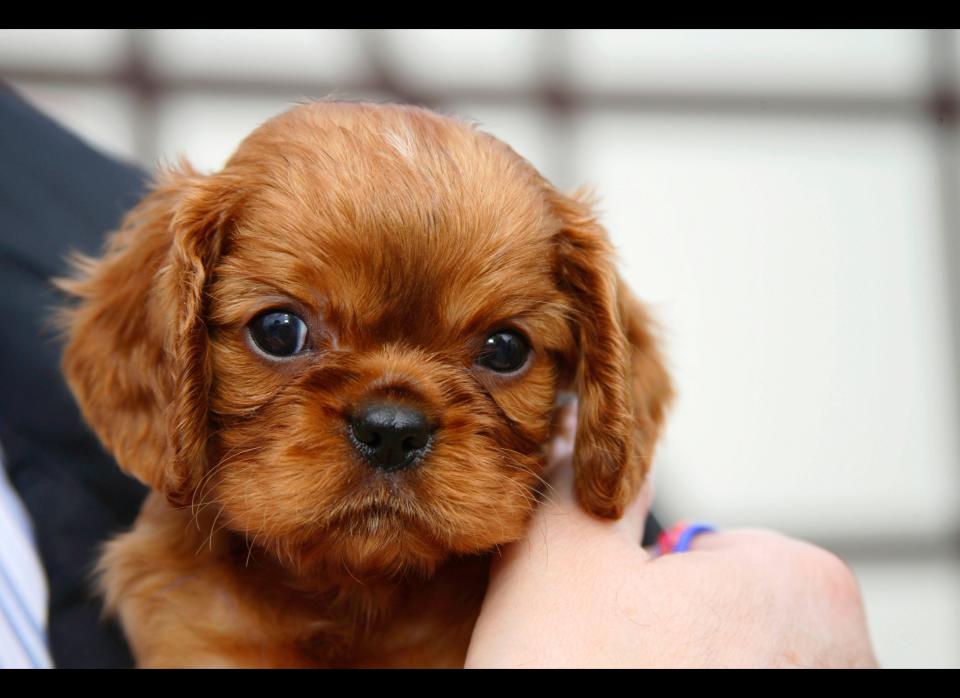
57, 101, 672, 667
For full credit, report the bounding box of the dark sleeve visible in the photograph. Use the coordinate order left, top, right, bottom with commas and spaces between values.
0, 82, 149, 668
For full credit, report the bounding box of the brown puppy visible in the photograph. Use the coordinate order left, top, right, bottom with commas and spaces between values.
57, 101, 672, 668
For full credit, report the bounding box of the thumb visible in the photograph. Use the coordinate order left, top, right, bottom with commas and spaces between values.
540, 401, 656, 546
611, 468, 655, 544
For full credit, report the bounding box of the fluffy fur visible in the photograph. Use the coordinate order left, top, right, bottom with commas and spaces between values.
57, 101, 672, 668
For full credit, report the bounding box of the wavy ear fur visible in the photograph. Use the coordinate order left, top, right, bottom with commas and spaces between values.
552, 190, 673, 519
58, 163, 236, 506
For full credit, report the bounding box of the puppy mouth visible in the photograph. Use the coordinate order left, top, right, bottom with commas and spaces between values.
329, 486, 420, 530
327, 502, 432, 546
349, 503, 405, 520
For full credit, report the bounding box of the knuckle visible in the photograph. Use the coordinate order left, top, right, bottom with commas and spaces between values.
804, 546, 863, 606
728, 527, 792, 551
731, 531, 864, 606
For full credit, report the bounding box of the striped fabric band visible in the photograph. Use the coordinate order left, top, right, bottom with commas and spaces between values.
0, 444, 54, 669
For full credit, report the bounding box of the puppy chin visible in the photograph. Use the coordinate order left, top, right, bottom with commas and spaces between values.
258, 501, 449, 584
308, 515, 447, 581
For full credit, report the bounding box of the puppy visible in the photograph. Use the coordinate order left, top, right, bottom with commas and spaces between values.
57, 101, 672, 668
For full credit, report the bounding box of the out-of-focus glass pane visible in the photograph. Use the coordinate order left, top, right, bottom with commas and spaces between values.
155, 94, 296, 172
567, 30, 928, 98
153, 92, 395, 172
954, 30, 960, 78
146, 30, 373, 83
572, 112, 959, 539
9, 82, 139, 165
855, 558, 960, 667
0, 29, 127, 73
377, 30, 542, 90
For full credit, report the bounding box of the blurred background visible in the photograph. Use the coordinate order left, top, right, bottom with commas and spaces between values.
0, 29, 957, 668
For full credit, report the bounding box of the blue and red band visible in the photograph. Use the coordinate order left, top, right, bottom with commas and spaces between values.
656, 521, 717, 555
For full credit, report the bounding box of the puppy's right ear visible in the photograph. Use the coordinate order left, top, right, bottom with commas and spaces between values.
57, 163, 237, 504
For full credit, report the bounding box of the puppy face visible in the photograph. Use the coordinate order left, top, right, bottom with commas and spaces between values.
60, 103, 671, 580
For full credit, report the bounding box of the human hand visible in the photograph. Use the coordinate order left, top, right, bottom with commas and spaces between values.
464, 407, 879, 668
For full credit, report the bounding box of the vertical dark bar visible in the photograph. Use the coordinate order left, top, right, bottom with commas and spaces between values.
927, 29, 960, 558
538, 29, 577, 189
123, 29, 160, 168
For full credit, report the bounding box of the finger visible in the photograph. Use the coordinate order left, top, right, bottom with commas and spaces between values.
538, 450, 656, 551
611, 469, 655, 543
541, 400, 579, 510
544, 400, 577, 474
540, 398, 655, 544
686, 528, 786, 553
540, 448, 577, 513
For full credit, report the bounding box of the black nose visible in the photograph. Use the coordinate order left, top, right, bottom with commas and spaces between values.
348, 402, 432, 472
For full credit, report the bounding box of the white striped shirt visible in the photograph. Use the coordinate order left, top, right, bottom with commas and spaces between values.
0, 444, 54, 669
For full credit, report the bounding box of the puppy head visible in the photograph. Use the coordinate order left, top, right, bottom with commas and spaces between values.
60, 102, 671, 580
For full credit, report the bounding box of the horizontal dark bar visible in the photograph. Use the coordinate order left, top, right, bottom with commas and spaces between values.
0, 66, 949, 123
806, 530, 960, 563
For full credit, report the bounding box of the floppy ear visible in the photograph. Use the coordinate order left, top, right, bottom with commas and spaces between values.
58, 164, 235, 506
552, 190, 673, 519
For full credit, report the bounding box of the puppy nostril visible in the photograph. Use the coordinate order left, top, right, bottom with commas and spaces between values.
350, 418, 381, 447
402, 434, 428, 452
348, 402, 432, 471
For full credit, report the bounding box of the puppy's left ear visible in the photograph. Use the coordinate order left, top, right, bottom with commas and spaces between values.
551, 190, 673, 519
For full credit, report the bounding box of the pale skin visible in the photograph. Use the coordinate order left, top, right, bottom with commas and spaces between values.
465, 407, 880, 668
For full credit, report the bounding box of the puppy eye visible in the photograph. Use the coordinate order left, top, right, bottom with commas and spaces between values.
476, 330, 530, 373
248, 311, 308, 357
